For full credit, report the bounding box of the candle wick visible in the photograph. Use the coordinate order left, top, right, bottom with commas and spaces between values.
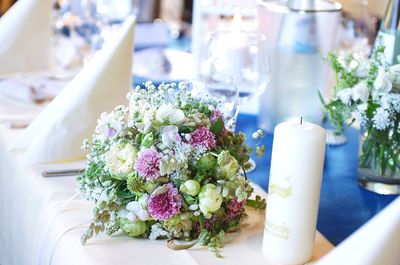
300, 117, 303, 125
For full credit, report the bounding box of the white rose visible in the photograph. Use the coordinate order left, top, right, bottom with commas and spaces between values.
374, 67, 392, 93
105, 143, 138, 177
161, 125, 181, 147
198, 184, 223, 219
156, 104, 185, 124
180, 180, 201, 196
351, 81, 369, 102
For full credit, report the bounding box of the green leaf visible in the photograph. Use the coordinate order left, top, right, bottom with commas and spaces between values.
210, 118, 224, 136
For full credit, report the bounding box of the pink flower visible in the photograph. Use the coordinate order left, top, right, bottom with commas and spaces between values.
189, 127, 216, 150
147, 184, 182, 220
134, 148, 162, 180
204, 214, 217, 230
225, 198, 246, 220
210, 110, 223, 123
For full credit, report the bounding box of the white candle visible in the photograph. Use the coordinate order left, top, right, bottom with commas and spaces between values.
262, 119, 326, 265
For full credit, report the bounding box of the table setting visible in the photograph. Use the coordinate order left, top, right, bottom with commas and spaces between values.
0, 0, 399, 265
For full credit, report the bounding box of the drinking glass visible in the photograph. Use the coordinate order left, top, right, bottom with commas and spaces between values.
189, 75, 238, 132
200, 30, 271, 171
200, 30, 271, 109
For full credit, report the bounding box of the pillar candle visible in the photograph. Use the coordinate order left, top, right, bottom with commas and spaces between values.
262, 119, 327, 265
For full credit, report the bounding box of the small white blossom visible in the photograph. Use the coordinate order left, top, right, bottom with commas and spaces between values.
149, 223, 170, 240
354, 103, 368, 125
95, 112, 123, 139
121, 195, 149, 222
188, 204, 199, 211
373, 107, 390, 130
337, 88, 352, 105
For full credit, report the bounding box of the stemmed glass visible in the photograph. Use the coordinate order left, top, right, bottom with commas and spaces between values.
189, 74, 238, 132
200, 30, 271, 171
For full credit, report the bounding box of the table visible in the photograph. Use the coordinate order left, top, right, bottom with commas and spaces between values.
0, 119, 332, 265
236, 114, 398, 245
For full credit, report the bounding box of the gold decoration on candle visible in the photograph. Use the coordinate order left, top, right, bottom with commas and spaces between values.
265, 218, 290, 239
269, 175, 292, 198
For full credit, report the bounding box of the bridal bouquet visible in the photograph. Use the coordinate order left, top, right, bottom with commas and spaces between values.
77, 81, 265, 256
321, 44, 400, 178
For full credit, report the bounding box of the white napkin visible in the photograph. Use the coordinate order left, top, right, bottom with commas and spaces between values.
316, 196, 400, 265
0, 0, 51, 75
0, 76, 64, 104
13, 16, 135, 164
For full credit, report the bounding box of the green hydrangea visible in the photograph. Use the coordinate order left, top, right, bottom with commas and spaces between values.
126, 173, 145, 193
217, 151, 239, 179
195, 153, 216, 174
162, 213, 193, 238
120, 218, 146, 237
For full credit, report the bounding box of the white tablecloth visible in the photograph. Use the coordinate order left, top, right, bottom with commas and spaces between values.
0, 105, 333, 265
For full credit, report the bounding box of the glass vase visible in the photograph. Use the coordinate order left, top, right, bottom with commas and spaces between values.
358, 126, 400, 195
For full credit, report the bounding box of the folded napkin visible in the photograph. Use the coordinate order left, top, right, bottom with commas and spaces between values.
13, 16, 135, 164
0, 0, 51, 75
315, 196, 400, 265
0, 76, 64, 104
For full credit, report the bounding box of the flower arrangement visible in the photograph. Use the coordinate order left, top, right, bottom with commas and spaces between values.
77, 81, 266, 256
321, 44, 400, 178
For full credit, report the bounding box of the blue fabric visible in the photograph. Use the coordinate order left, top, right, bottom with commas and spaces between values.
236, 114, 398, 246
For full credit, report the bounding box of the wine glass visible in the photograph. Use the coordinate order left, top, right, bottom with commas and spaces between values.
200, 30, 271, 171
200, 31, 270, 108
188, 74, 239, 131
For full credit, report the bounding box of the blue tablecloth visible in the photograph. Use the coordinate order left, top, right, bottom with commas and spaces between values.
236, 114, 398, 246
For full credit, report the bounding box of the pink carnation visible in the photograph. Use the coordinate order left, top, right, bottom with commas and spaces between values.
147, 184, 182, 220
134, 148, 162, 180
225, 198, 246, 220
189, 127, 216, 150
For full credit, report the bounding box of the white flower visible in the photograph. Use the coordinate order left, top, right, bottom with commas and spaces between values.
351, 81, 369, 102
149, 223, 170, 240
373, 107, 390, 130
105, 143, 138, 177
337, 88, 352, 105
180, 180, 201, 196
161, 125, 181, 148
198, 184, 223, 219
391, 94, 400, 113
355, 65, 369, 77
380, 94, 392, 110
374, 67, 392, 93
118, 194, 149, 222
156, 104, 185, 124
354, 103, 368, 125
95, 112, 122, 139
387, 64, 400, 86
349, 59, 359, 70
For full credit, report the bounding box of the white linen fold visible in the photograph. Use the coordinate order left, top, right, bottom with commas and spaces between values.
315, 196, 400, 265
0, 0, 51, 74
13, 16, 135, 164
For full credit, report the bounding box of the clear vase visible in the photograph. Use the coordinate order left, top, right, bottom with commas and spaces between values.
358, 126, 400, 195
